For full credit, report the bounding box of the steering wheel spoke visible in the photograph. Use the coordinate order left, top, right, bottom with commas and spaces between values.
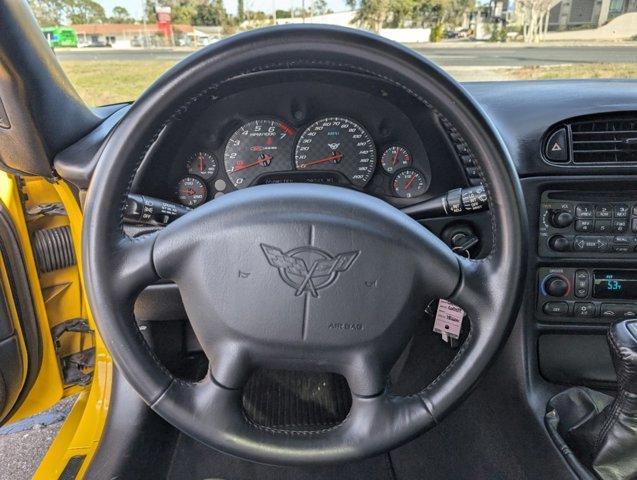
110, 233, 160, 305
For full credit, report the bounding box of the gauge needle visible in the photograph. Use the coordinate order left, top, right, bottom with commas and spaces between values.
299, 153, 343, 169
405, 173, 417, 190
392, 150, 399, 166
199, 155, 204, 172
233, 154, 273, 173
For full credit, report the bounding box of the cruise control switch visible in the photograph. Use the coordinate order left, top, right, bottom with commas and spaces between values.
402, 185, 488, 219
124, 194, 190, 226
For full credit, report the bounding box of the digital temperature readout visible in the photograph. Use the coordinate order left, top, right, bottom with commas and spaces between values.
593, 270, 637, 299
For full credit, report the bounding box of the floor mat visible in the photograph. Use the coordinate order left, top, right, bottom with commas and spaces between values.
167, 432, 395, 480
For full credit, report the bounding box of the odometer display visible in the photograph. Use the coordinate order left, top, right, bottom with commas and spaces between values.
295, 117, 376, 187
224, 119, 295, 189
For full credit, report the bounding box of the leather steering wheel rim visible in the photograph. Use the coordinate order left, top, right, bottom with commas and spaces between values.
83, 25, 527, 465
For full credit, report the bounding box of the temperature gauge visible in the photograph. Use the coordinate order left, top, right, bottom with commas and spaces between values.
392, 169, 426, 198
187, 152, 217, 180
177, 176, 208, 207
381, 145, 411, 174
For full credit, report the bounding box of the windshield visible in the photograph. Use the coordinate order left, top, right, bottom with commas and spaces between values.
28, 0, 637, 106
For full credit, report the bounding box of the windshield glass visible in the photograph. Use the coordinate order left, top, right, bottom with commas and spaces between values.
28, 0, 637, 106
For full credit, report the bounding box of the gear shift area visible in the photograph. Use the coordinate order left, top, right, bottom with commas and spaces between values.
546, 320, 637, 480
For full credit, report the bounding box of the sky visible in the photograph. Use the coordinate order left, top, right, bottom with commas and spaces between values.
97, 0, 350, 19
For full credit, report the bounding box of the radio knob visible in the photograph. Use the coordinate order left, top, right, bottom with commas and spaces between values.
548, 235, 570, 252
549, 210, 574, 228
544, 275, 570, 297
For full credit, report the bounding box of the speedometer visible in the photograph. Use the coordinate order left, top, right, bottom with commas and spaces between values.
224, 119, 295, 189
294, 117, 376, 188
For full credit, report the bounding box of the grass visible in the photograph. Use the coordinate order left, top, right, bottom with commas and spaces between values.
59, 59, 637, 106
59, 60, 177, 106
508, 63, 637, 80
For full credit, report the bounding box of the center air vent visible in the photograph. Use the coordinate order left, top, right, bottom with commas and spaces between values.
571, 117, 637, 164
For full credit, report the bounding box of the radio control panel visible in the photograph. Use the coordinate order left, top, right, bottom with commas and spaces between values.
539, 191, 637, 257
537, 267, 637, 323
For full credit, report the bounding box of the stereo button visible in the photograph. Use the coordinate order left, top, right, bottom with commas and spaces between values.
595, 205, 613, 218
576, 204, 595, 219
595, 220, 612, 233
614, 204, 629, 218
543, 302, 568, 316
575, 219, 594, 232
612, 245, 631, 253
614, 236, 632, 244
632, 219, 637, 232
574, 302, 596, 318
573, 236, 609, 252
613, 219, 628, 233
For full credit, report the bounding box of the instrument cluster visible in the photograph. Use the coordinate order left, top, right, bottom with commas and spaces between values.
174, 115, 430, 208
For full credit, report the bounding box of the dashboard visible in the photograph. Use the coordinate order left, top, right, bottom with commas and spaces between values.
131, 72, 473, 211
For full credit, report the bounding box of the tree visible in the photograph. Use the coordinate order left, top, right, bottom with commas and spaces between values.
237, 0, 245, 22
110, 6, 133, 23
193, 0, 227, 25
66, 0, 107, 24
28, 0, 67, 26
347, 0, 391, 32
312, 0, 329, 15
518, 0, 553, 42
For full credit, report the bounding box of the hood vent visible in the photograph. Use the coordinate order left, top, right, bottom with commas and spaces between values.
571, 118, 637, 164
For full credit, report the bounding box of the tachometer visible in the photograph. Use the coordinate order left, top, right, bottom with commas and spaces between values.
294, 117, 376, 188
224, 119, 295, 189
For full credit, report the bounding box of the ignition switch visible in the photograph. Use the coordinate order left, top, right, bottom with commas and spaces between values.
441, 223, 480, 258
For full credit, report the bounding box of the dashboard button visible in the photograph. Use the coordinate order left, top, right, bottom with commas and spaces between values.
460, 155, 474, 166
601, 304, 622, 319
545, 129, 568, 162
543, 275, 570, 297
548, 235, 571, 252
543, 302, 568, 316
632, 219, 637, 233
575, 219, 593, 232
612, 245, 631, 253
595, 220, 612, 233
613, 219, 628, 233
573, 236, 609, 252
615, 235, 632, 244
574, 302, 596, 318
576, 204, 595, 219
574, 269, 589, 298
614, 204, 629, 218
595, 204, 613, 218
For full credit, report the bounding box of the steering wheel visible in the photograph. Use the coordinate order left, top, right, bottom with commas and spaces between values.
83, 25, 527, 465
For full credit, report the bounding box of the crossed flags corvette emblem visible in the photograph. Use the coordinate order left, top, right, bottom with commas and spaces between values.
260, 243, 359, 297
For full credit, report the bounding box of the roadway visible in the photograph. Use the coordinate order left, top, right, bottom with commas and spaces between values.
54, 44, 637, 68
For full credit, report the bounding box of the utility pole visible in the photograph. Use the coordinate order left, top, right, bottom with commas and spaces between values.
302, 0, 306, 22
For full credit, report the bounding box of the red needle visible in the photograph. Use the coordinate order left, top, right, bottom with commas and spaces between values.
405, 173, 417, 190
392, 149, 399, 166
233, 154, 273, 173
299, 153, 343, 169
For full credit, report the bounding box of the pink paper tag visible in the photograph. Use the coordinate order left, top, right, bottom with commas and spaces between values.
433, 299, 464, 339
